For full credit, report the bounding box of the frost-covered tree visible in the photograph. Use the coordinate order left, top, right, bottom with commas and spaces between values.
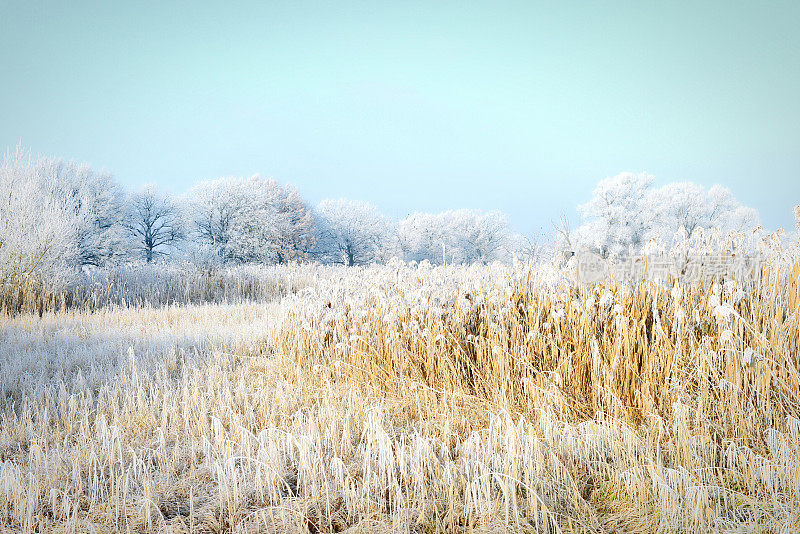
35, 157, 127, 266
574, 172, 760, 256
125, 186, 184, 263
1, 146, 131, 284
647, 182, 759, 244
397, 212, 445, 264
314, 199, 393, 266
190, 178, 245, 262
397, 209, 511, 265
274, 185, 316, 263
0, 147, 86, 283
189, 175, 315, 264
574, 172, 654, 257
451, 210, 511, 264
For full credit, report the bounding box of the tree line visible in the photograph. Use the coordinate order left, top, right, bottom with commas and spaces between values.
0, 147, 769, 284
0, 147, 523, 283
567, 172, 762, 257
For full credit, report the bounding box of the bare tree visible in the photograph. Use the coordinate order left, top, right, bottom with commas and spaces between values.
552, 214, 572, 251
125, 187, 184, 263
517, 234, 548, 264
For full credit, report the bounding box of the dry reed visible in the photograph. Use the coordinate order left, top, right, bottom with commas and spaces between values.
1, 259, 799, 532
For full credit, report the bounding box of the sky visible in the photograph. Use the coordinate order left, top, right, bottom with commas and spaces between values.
1, 1, 799, 235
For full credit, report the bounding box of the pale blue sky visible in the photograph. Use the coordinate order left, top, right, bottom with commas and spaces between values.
2, 1, 798, 234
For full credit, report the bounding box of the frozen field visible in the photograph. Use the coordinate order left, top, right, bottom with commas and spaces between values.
1, 262, 800, 533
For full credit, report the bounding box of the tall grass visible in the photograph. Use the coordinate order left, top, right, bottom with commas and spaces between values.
0, 263, 314, 316
276, 262, 800, 428
1, 258, 799, 532
271, 259, 800, 530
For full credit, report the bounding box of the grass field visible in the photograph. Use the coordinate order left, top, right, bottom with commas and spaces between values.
1, 260, 799, 532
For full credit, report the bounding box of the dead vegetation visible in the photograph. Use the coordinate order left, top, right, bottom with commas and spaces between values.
1, 260, 799, 532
